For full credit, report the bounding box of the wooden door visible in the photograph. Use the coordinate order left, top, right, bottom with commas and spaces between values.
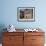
31, 35, 45, 46
2, 32, 23, 46
24, 32, 45, 46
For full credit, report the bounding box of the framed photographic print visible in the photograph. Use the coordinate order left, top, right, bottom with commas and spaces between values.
17, 7, 35, 22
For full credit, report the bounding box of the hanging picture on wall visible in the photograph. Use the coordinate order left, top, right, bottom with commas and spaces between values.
17, 7, 35, 22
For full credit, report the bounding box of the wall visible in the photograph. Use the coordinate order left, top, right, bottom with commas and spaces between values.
0, 0, 46, 29
0, 0, 46, 30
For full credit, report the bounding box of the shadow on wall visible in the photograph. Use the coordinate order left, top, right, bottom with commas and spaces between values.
0, 24, 7, 43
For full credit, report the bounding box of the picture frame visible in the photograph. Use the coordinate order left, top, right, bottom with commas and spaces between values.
17, 7, 35, 22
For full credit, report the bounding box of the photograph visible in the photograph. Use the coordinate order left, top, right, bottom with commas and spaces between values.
17, 7, 35, 22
